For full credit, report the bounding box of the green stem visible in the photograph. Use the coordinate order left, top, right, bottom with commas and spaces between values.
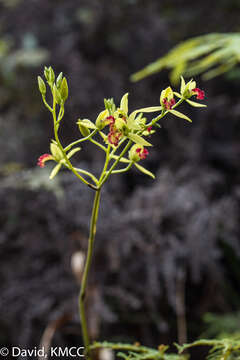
89, 138, 107, 152
52, 98, 97, 190
106, 161, 133, 174
74, 167, 98, 185
64, 129, 98, 152
99, 139, 132, 187
148, 98, 184, 126
79, 189, 101, 359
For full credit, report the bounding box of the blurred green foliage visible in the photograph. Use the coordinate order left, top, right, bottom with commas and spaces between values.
201, 312, 240, 339
176, 338, 240, 360
0, 33, 48, 83
91, 342, 187, 360
131, 33, 240, 84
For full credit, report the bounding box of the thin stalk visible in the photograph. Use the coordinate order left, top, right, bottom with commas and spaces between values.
106, 161, 133, 175
99, 140, 132, 187
64, 129, 98, 152
52, 99, 97, 190
79, 189, 101, 359
89, 138, 108, 152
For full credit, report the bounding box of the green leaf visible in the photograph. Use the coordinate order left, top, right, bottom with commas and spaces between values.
131, 33, 240, 83
134, 163, 155, 179
49, 163, 62, 180
128, 133, 152, 146
170, 109, 192, 122
186, 99, 207, 107
129, 107, 162, 122
128, 107, 162, 129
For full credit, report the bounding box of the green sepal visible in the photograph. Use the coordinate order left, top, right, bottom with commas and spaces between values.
169, 109, 192, 122
120, 93, 129, 115
77, 119, 97, 129
160, 86, 174, 106
67, 147, 81, 159
186, 99, 207, 107
142, 129, 155, 136
96, 110, 109, 130
78, 122, 90, 137
180, 76, 186, 94
50, 142, 63, 161
128, 133, 152, 147
77, 119, 96, 137
134, 163, 155, 179
173, 92, 182, 99
49, 163, 62, 180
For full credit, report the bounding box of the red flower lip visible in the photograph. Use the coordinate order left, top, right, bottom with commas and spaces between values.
136, 147, 149, 160
37, 154, 52, 168
192, 88, 205, 100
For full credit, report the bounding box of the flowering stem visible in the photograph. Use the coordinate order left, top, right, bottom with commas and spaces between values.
79, 188, 101, 360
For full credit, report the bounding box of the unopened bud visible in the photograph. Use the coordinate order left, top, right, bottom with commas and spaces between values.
48, 66, 55, 83
38, 76, 46, 95
60, 77, 68, 102
53, 84, 62, 105
78, 121, 91, 137
56, 72, 63, 88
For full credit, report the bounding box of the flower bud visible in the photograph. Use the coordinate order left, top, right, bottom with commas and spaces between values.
44, 66, 50, 81
56, 72, 63, 88
53, 84, 62, 105
48, 66, 55, 83
50, 142, 63, 161
129, 144, 141, 162
60, 77, 68, 102
38, 76, 46, 95
78, 120, 91, 137
96, 109, 109, 130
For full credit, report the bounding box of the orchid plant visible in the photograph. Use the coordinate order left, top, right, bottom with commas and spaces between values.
37, 66, 206, 359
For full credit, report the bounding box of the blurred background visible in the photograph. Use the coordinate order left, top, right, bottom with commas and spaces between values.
0, 0, 240, 356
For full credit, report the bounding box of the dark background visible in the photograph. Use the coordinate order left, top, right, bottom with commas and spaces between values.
0, 0, 240, 356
